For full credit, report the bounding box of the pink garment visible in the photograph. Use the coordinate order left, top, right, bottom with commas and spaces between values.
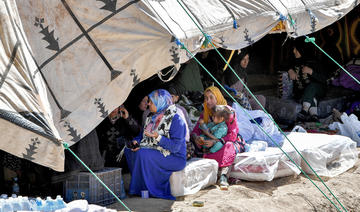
192, 107, 239, 167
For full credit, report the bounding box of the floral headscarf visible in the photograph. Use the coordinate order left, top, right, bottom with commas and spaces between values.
203, 86, 227, 123
147, 89, 173, 130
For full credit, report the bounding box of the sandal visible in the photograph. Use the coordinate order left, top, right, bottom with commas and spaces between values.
219, 174, 229, 190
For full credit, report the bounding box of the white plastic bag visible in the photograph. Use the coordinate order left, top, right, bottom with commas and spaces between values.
329, 113, 360, 146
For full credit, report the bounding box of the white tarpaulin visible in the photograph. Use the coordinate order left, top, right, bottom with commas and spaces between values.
0, 0, 358, 171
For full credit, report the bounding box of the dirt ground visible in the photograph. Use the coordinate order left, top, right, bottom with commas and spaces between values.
110, 149, 360, 212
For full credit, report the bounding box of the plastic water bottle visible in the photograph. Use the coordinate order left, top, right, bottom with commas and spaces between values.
11, 196, 22, 211
12, 177, 20, 195
35, 197, 44, 211
43, 196, 56, 211
2, 197, 13, 212
55, 195, 67, 210
0, 199, 4, 212
0, 194, 8, 199
20, 196, 32, 211
120, 179, 126, 199
29, 198, 38, 211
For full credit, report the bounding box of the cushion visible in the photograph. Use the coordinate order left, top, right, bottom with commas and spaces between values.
285, 133, 358, 177
170, 158, 218, 197
230, 132, 358, 181
230, 147, 301, 181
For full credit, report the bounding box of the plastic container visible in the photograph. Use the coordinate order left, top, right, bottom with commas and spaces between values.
43, 196, 56, 211
35, 197, 44, 211
12, 177, 20, 195
20, 196, 31, 211
55, 195, 67, 210
63, 167, 123, 206
120, 179, 126, 199
2, 199, 13, 212
141, 190, 149, 199
192, 201, 204, 207
11, 196, 22, 211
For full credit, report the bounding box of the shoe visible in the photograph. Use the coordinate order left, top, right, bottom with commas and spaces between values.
219, 174, 229, 190
309, 115, 319, 123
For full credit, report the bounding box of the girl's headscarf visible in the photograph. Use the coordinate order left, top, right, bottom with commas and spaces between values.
203, 86, 227, 123
146, 89, 173, 131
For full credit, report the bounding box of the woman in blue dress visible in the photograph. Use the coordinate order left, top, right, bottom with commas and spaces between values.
124, 89, 187, 200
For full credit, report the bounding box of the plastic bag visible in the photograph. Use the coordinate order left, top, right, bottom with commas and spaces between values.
329, 113, 360, 146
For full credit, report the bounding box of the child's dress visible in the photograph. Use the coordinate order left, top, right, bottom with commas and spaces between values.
200, 122, 228, 153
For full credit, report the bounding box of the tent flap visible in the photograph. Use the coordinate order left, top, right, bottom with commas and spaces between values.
0, 0, 358, 171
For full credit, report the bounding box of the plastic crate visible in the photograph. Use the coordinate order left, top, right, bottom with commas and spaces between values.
63, 167, 123, 206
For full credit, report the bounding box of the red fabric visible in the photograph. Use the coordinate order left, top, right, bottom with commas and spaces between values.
204, 142, 236, 167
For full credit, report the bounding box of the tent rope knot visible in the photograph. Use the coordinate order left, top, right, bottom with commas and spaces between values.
305, 37, 315, 43
175, 38, 185, 49
204, 33, 212, 41
63, 142, 69, 149
279, 14, 287, 21
233, 20, 238, 29
201, 34, 212, 49
175, 38, 183, 47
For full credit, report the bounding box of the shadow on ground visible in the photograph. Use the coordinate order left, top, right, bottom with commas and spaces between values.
110, 197, 174, 212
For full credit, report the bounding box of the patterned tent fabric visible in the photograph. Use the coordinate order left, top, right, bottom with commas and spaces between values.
0, 0, 358, 171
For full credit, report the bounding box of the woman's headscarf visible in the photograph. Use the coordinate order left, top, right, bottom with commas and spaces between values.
226, 48, 250, 86
291, 37, 313, 59
230, 48, 249, 68
146, 89, 173, 131
148, 89, 173, 113
203, 86, 227, 123
124, 82, 150, 124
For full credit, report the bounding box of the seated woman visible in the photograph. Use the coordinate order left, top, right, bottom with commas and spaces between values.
125, 82, 152, 127
191, 86, 245, 189
224, 49, 266, 110
124, 89, 187, 200
286, 38, 328, 122
96, 105, 141, 169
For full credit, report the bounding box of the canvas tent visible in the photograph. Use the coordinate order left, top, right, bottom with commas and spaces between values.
0, 0, 359, 172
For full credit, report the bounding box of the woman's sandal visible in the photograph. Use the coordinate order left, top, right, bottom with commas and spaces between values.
219, 174, 229, 190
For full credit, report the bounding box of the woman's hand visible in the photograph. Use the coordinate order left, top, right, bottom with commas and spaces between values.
194, 136, 204, 146
203, 139, 215, 148
131, 140, 140, 152
288, 69, 299, 80
119, 106, 129, 119
144, 130, 159, 138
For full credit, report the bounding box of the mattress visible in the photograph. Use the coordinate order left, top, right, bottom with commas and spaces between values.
170, 158, 218, 197
230, 132, 358, 181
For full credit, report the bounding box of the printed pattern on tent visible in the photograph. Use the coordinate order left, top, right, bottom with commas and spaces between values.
0, 0, 358, 171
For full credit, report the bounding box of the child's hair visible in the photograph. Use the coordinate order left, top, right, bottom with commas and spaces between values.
211, 105, 232, 121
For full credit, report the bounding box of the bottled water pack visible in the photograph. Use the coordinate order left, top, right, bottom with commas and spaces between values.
0, 194, 67, 211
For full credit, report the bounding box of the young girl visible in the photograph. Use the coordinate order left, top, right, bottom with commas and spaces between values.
198, 105, 232, 153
